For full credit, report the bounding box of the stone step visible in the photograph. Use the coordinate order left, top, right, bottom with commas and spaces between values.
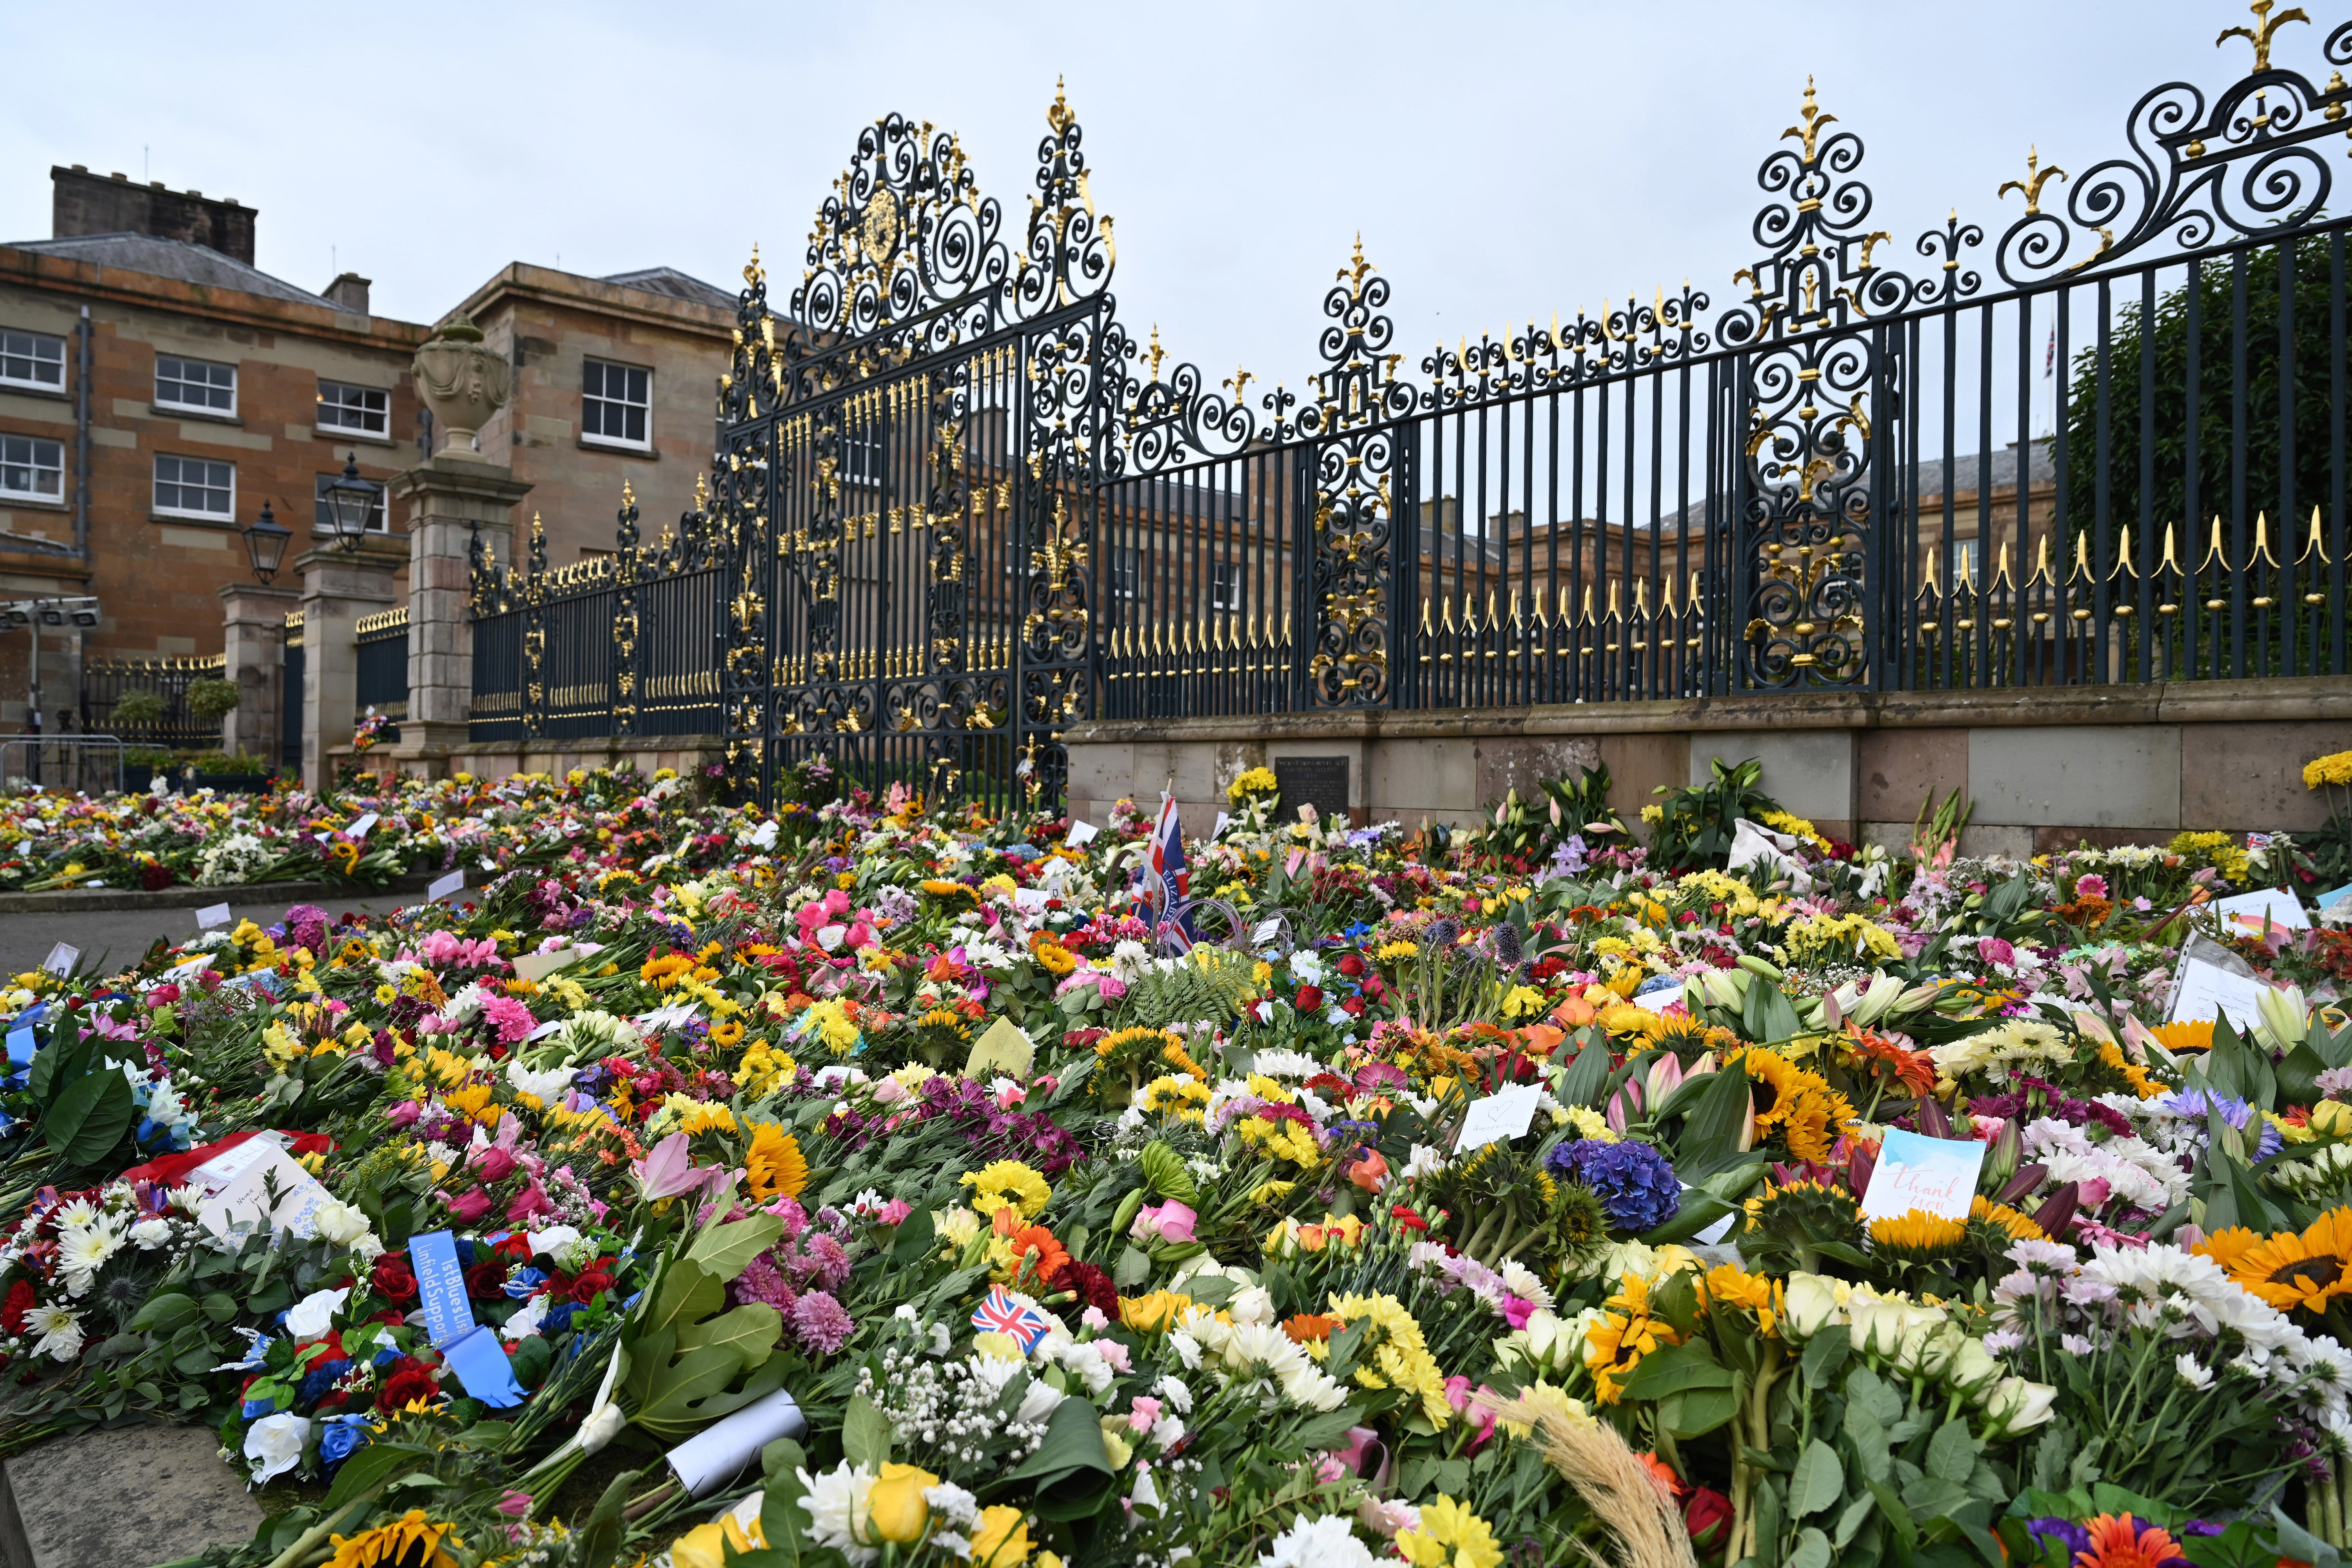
0, 1425, 261, 1568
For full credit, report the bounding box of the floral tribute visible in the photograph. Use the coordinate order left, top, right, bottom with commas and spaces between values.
0, 752, 2348, 1568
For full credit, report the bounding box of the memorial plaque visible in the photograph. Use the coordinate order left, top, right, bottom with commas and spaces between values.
1272, 757, 1349, 823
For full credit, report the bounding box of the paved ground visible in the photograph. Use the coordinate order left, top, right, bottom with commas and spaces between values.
0, 890, 418, 975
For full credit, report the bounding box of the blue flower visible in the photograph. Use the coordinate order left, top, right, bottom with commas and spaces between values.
297, 1357, 351, 1406
2159, 1088, 2285, 1159
240, 1396, 276, 1419
1544, 1138, 1681, 1233
319, 1414, 371, 1470
503, 1267, 548, 1300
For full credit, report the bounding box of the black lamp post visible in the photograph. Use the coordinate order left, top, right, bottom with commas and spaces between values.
319, 453, 381, 550
242, 499, 292, 583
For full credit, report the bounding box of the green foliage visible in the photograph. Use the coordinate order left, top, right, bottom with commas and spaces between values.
1124, 947, 1261, 1029
1646, 756, 1781, 873
1469, 764, 1628, 872
185, 678, 241, 720
109, 689, 167, 728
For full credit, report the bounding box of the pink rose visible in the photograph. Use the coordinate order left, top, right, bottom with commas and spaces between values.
446, 1187, 493, 1223
1130, 1200, 1197, 1246
1978, 936, 2015, 968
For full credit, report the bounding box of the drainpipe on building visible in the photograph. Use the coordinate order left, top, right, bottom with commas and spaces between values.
73, 307, 91, 563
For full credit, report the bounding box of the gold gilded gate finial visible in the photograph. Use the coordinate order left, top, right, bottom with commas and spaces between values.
1997, 147, 2068, 215
743, 243, 764, 288
2219, 0, 2308, 72
1783, 77, 1836, 163
1047, 76, 1075, 135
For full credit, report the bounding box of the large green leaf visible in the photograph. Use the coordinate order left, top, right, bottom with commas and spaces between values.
47, 1066, 135, 1167
1557, 1036, 1613, 1109
685, 1214, 785, 1282
1672, 1061, 1753, 1180
642, 1261, 725, 1342
1790, 1439, 1844, 1519
128, 1292, 201, 1333
674, 1303, 783, 1370
636, 1347, 788, 1440
1616, 1340, 1735, 1401
998, 1396, 1116, 1521
842, 1396, 891, 1470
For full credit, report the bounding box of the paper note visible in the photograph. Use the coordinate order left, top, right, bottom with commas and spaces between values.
964, 1016, 1034, 1078
1454, 1084, 1542, 1153
2209, 887, 2310, 934
1214, 812, 1230, 837
40, 944, 76, 976
525, 1018, 565, 1041
347, 812, 379, 839
187, 1132, 289, 1194
1860, 1128, 1986, 1225
2169, 953, 2270, 1029
1252, 918, 1282, 946
665, 1388, 808, 1499
197, 1150, 334, 1240
427, 870, 465, 902
1065, 819, 1097, 848
194, 903, 232, 931
1012, 887, 1051, 912
512, 948, 579, 983
1630, 985, 1685, 1015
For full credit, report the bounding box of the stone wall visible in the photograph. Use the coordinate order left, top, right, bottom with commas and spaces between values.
1062, 675, 2352, 851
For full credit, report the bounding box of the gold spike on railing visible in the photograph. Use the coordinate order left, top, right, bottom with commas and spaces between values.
1419, 597, 1434, 664
2253, 510, 2279, 566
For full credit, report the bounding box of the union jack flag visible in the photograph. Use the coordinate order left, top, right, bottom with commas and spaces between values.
1133, 792, 1193, 951
971, 1285, 1054, 1352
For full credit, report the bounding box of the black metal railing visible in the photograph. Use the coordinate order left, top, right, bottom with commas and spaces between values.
487, 9, 2352, 807
80, 655, 224, 751
355, 604, 408, 745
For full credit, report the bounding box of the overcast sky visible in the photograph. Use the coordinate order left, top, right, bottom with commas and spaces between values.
0, 0, 2311, 395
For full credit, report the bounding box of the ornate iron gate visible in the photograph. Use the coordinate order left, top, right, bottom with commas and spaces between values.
711, 97, 1114, 811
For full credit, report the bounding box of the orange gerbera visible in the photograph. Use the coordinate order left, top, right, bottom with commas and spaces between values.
2073, 1513, 2183, 1568
1840, 1027, 1938, 1096
1001, 1223, 1070, 1289
1283, 1313, 1339, 1345
2227, 1207, 2352, 1314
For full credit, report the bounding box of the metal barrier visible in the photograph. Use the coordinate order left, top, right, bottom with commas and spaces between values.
0, 735, 129, 795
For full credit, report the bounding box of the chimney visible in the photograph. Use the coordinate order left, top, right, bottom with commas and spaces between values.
50, 166, 256, 265
323, 272, 372, 314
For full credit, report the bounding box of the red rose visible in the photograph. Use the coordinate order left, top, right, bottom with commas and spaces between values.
372, 1253, 419, 1306
1390, 1205, 1430, 1232
377, 1360, 439, 1412
0, 1280, 32, 1336
1336, 953, 1365, 978
1294, 985, 1324, 1012
290, 1133, 334, 1158
569, 1269, 616, 1304
1340, 996, 1365, 1017
1683, 1487, 1733, 1550
464, 1259, 509, 1301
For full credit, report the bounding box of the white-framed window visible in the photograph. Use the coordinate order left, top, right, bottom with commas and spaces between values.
155, 353, 236, 415
154, 454, 234, 518
0, 435, 64, 502
0, 330, 65, 393
317, 379, 389, 437
314, 471, 387, 532
1109, 545, 1142, 600
1209, 560, 1246, 613
582, 359, 650, 448
1953, 537, 1983, 586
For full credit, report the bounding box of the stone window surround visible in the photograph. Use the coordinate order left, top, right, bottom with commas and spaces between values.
316, 377, 391, 439
580, 356, 652, 453
0, 432, 65, 504
152, 451, 235, 520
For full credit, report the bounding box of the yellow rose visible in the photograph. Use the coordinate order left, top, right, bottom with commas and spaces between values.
2311, 1100, 2352, 1137
971, 1506, 1032, 1566
670, 1512, 763, 1568
867, 1461, 940, 1544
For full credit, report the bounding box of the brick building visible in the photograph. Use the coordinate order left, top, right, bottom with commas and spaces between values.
0, 165, 429, 730
441, 263, 739, 570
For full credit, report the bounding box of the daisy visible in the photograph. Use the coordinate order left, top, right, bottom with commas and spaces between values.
56, 1220, 125, 1296
26, 1303, 83, 1361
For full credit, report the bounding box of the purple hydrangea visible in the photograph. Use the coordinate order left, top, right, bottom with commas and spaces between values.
1544, 1138, 1681, 1233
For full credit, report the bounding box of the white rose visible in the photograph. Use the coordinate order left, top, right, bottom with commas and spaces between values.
528, 1225, 584, 1258
1983, 1376, 2059, 1436
1781, 1273, 1842, 1341
283, 1287, 348, 1340
128, 1218, 174, 1250
1229, 1286, 1275, 1327
311, 1201, 374, 1249
243, 1412, 311, 1485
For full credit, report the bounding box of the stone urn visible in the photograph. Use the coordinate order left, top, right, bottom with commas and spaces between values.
411, 311, 511, 458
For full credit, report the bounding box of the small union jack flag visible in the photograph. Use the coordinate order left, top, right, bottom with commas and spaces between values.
971, 1285, 1054, 1353
1133, 792, 1194, 951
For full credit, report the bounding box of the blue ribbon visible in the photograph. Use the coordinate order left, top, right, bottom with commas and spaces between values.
406, 1229, 524, 1408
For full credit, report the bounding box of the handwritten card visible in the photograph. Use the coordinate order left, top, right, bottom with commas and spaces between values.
194, 903, 232, 931
1012, 887, 1052, 913
427, 870, 466, 903
41, 944, 76, 976
964, 1017, 1034, 1079
196, 1150, 335, 1240
1454, 1084, 1542, 1154
2168, 954, 2270, 1029
1861, 1128, 1986, 1226
1065, 819, 1097, 848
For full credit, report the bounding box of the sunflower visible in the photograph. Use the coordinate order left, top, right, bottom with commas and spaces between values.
2149, 1019, 2215, 1054
1727, 1047, 1811, 1127
2226, 1207, 2352, 1314
1968, 1194, 2046, 1243
1866, 1209, 1969, 1264
708, 1018, 745, 1049
1032, 941, 1078, 976
1583, 1274, 1678, 1405
1778, 1087, 1857, 1165
921, 878, 976, 900
744, 1122, 809, 1201
325, 1510, 460, 1568
1637, 1009, 1715, 1049
2190, 1224, 2261, 1272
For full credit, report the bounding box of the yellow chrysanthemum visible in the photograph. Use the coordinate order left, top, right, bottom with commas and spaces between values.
962, 1159, 1051, 1220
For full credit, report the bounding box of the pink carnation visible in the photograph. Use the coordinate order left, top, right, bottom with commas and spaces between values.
790, 1290, 855, 1354
480, 995, 537, 1045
